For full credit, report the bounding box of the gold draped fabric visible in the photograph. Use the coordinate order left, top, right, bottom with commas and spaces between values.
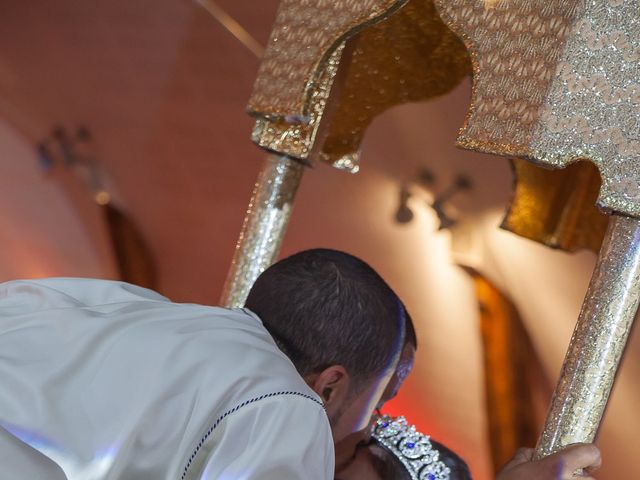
101, 203, 156, 290
469, 270, 549, 473
503, 161, 608, 253
319, 0, 470, 170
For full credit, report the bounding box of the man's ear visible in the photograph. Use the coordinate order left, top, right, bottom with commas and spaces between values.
305, 365, 350, 409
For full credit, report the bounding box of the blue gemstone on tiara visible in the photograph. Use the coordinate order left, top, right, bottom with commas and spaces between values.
373, 415, 451, 480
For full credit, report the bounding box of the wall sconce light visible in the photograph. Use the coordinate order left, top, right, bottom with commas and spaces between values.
37, 126, 110, 205
394, 168, 472, 230
395, 184, 414, 224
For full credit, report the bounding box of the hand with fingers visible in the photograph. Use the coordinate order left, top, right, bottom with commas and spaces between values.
497, 444, 601, 480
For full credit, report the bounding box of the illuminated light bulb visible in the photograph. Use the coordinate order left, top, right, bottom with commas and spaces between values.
95, 191, 111, 205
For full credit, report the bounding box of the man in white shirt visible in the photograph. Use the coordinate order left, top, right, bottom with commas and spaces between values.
0, 249, 600, 479
0, 249, 406, 480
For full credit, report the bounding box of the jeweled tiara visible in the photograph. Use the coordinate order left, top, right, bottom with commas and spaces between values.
372, 415, 451, 480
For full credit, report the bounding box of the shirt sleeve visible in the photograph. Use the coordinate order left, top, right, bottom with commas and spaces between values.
189, 393, 334, 480
0, 426, 68, 480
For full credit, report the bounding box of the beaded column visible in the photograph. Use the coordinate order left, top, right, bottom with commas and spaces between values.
220, 154, 305, 307
535, 214, 640, 456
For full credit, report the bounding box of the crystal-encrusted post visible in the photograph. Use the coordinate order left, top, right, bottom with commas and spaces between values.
536, 214, 640, 457
220, 154, 305, 307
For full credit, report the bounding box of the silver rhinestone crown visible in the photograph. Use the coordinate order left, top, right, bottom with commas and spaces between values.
372, 415, 451, 480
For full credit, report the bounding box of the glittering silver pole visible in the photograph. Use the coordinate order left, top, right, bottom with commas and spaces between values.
220, 153, 305, 308
536, 214, 640, 458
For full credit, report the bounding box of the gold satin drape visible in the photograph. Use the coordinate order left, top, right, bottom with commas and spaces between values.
469, 270, 549, 473
503, 160, 608, 253
101, 203, 156, 290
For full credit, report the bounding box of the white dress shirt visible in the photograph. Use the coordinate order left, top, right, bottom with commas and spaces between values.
0, 278, 334, 480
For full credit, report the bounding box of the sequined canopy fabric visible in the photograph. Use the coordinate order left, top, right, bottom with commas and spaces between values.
435, 0, 640, 218
503, 160, 608, 252
532, 1, 640, 218
248, 0, 470, 165
248, 0, 408, 161
434, 0, 583, 156
319, 0, 470, 170
247, 0, 407, 121
251, 46, 344, 161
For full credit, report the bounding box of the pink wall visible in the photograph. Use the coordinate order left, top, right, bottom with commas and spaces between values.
0, 2, 638, 478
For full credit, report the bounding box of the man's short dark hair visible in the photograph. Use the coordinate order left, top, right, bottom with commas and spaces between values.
245, 249, 406, 386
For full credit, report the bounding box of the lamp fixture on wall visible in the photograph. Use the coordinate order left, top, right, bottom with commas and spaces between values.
36, 125, 156, 289
394, 168, 472, 230
37, 126, 111, 205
